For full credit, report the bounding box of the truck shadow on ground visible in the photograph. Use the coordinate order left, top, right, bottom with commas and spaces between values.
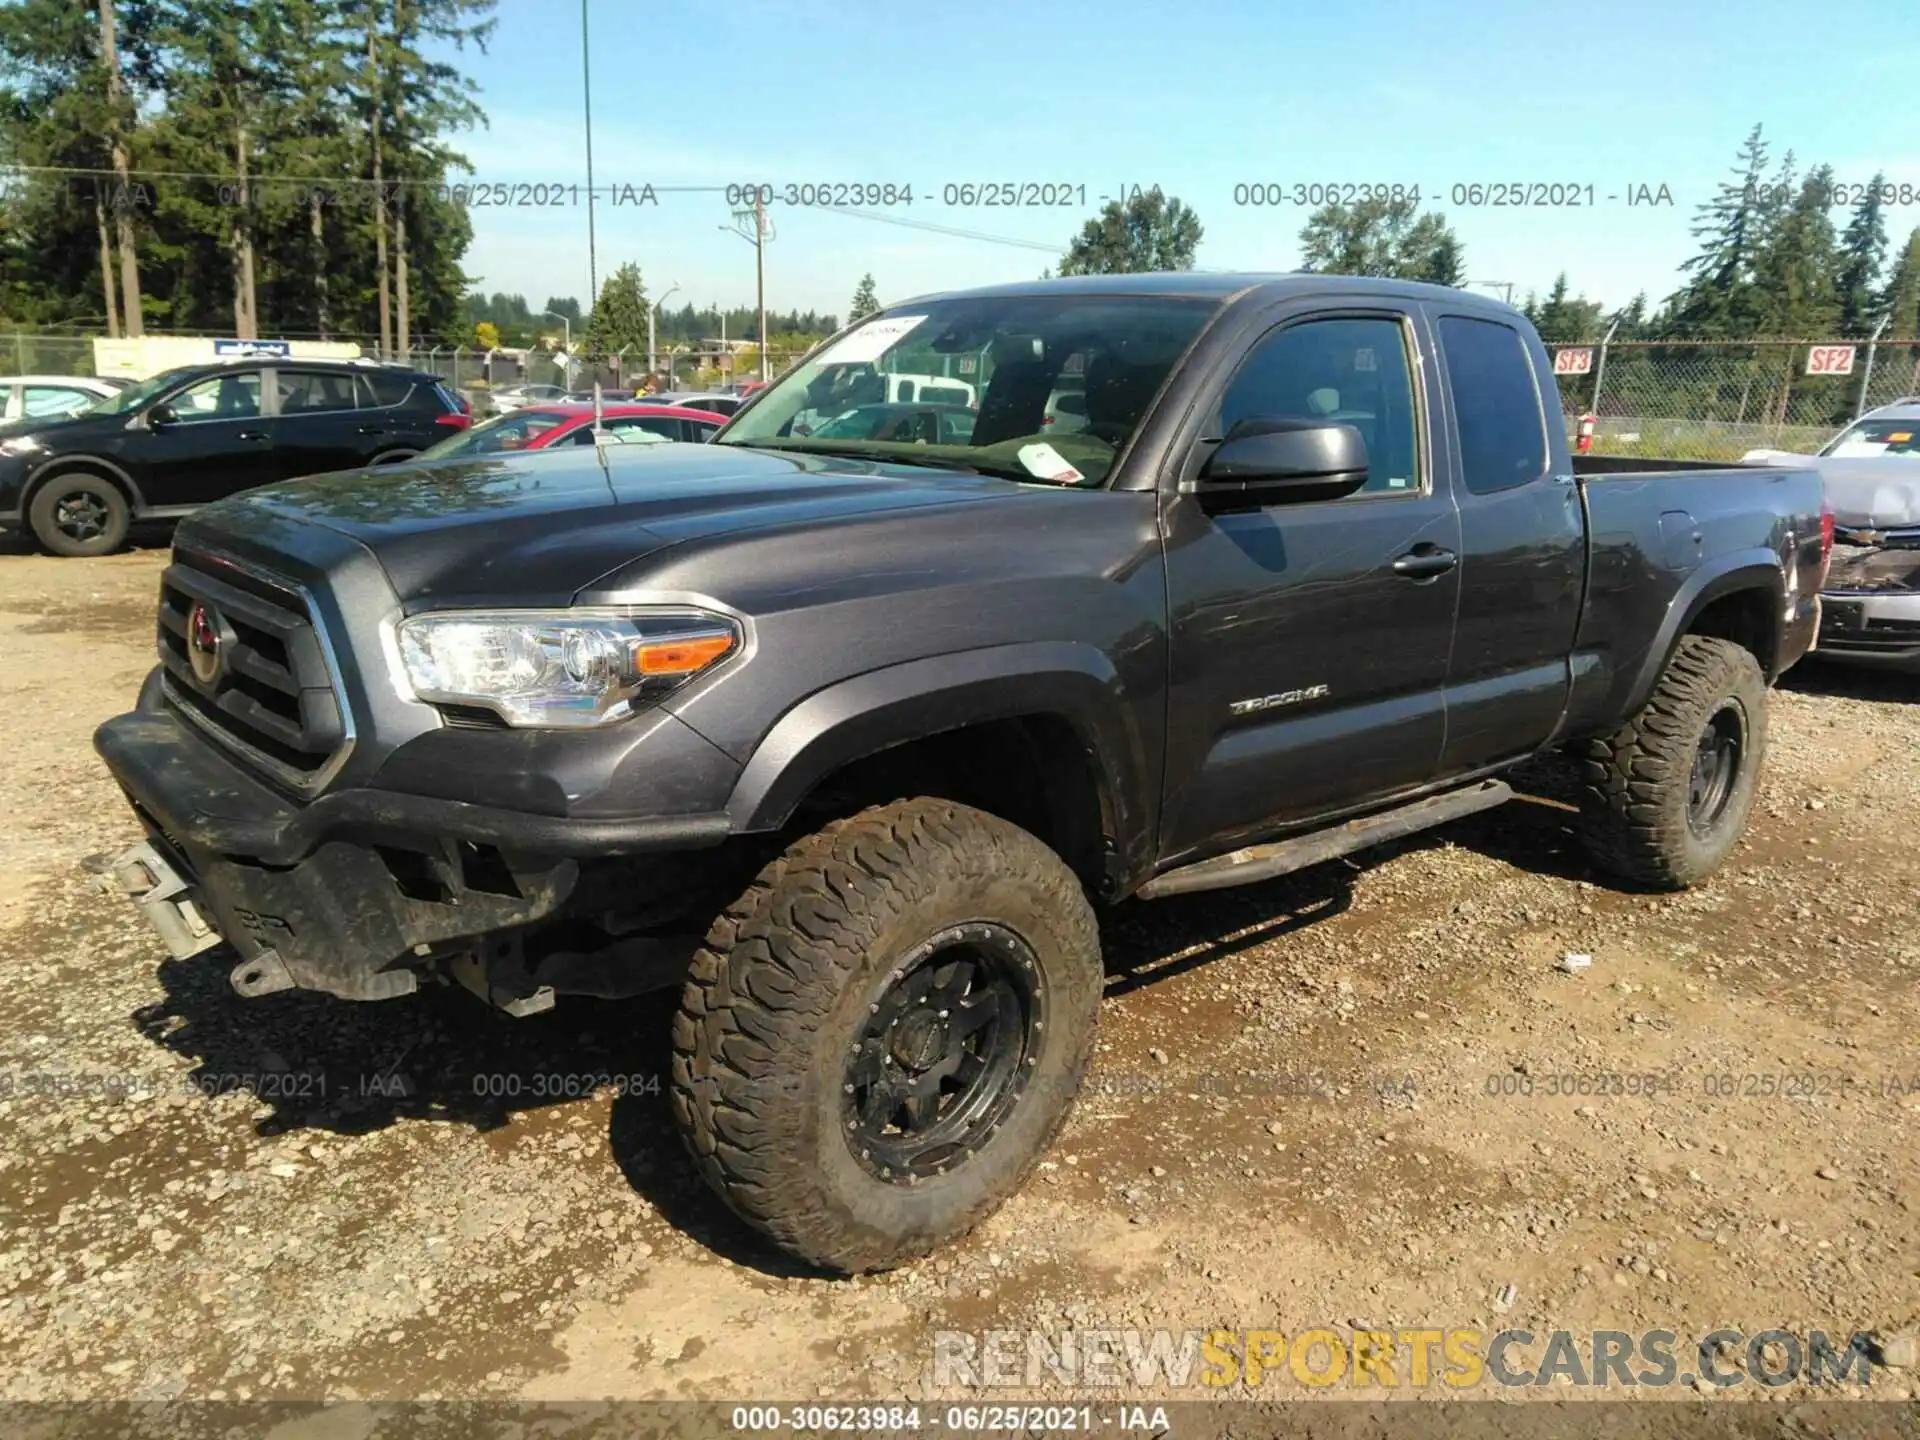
1777, 659, 1920, 704
125, 752, 1602, 1275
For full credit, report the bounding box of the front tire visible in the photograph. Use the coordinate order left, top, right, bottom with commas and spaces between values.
670, 799, 1102, 1273
1577, 634, 1768, 889
28, 473, 130, 557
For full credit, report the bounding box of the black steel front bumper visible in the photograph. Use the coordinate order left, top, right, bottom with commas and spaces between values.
94, 707, 732, 1001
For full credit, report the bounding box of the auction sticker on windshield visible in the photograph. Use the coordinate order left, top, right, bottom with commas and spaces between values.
817, 314, 928, 365
1016, 442, 1084, 483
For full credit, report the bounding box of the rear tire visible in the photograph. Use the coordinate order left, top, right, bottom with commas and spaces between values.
669, 798, 1102, 1273
28, 473, 130, 557
1577, 635, 1768, 889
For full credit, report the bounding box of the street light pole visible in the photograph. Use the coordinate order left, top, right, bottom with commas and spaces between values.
755, 192, 768, 382
720, 200, 774, 384
580, 0, 598, 310
649, 283, 680, 382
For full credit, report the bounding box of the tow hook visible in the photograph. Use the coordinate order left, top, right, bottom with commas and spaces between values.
230, 949, 299, 998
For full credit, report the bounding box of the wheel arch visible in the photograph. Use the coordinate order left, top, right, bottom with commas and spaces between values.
1620, 552, 1784, 720
719, 642, 1155, 897
23, 456, 149, 517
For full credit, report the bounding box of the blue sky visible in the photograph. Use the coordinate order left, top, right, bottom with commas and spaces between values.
452, 0, 1920, 320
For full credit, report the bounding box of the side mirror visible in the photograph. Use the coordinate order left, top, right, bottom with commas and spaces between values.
1192, 417, 1369, 509
146, 403, 177, 429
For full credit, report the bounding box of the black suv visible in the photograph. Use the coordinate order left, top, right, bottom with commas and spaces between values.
0, 359, 467, 556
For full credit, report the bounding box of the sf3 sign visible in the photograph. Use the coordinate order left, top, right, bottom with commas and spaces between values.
1806, 345, 1857, 376
1553, 349, 1593, 375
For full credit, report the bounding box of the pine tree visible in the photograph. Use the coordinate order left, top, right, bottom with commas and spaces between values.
0, 0, 162, 329
848, 272, 879, 322
1751, 163, 1840, 337
1418, 230, 1466, 287
584, 262, 649, 357
1836, 172, 1889, 336
1665, 124, 1773, 337
1880, 228, 1920, 341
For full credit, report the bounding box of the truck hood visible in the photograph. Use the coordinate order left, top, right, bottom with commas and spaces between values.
191, 442, 1035, 605
1743, 449, 1920, 528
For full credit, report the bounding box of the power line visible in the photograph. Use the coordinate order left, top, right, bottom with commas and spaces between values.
816, 204, 1061, 253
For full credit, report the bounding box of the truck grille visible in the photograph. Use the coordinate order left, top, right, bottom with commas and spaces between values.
155, 549, 353, 791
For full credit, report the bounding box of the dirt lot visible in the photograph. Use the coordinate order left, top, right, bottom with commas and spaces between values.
0, 539, 1916, 1415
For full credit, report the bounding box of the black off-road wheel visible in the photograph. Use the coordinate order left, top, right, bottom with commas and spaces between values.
669, 798, 1102, 1274
1577, 635, 1768, 889
28, 473, 130, 557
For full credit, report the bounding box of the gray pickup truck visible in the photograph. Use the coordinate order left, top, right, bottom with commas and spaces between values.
93, 274, 1828, 1272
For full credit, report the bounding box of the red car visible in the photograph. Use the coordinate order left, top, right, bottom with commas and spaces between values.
417, 402, 728, 459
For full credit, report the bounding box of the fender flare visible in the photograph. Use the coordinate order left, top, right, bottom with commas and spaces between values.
1621, 549, 1784, 718
23, 454, 150, 516
722, 640, 1153, 857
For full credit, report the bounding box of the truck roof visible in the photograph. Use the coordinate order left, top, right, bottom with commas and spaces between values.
890, 271, 1526, 317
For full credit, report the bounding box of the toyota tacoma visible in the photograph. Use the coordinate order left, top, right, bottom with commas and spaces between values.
93, 275, 1829, 1273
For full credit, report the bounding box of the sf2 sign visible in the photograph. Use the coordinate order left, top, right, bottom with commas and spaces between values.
1553, 348, 1593, 375
1806, 345, 1857, 376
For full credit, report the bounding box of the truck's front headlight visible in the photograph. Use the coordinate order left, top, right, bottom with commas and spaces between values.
396, 608, 740, 728
0, 436, 45, 459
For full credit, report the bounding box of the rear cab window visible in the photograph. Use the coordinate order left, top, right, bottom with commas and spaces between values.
1437, 316, 1551, 494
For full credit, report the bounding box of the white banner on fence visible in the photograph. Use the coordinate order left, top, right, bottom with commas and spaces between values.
1553, 348, 1594, 375
1806, 344, 1857, 376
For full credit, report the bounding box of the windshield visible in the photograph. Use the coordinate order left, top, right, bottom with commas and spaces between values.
83, 367, 196, 416
1821, 419, 1920, 458
715, 294, 1221, 486
420, 407, 572, 458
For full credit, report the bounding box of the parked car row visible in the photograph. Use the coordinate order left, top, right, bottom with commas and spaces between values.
0, 358, 724, 557
419, 402, 729, 458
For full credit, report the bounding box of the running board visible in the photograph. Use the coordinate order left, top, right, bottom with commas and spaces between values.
1137, 779, 1514, 900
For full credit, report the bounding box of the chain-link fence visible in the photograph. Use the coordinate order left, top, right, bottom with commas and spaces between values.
0, 333, 98, 377
0, 333, 812, 400
1550, 339, 1920, 460
18, 326, 1911, 461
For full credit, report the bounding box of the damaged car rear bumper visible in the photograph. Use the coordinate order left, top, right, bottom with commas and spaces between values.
1817, 589, 1920, 670
1817, 530, 1920, 670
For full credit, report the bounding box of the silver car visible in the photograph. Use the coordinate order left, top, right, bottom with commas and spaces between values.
1750, 401, 1920, 671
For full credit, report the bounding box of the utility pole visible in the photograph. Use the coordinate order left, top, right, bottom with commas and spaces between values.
755, 191, 768, 381
720, 201, 774, 383
580, 0, 598, 316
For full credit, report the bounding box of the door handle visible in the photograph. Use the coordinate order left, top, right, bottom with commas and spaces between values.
237, 429, 268, 442
1391, 546, 1458, 579
357, 424, 384, 435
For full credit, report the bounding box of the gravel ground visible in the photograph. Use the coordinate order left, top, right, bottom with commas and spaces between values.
0, 540, 1915, 1412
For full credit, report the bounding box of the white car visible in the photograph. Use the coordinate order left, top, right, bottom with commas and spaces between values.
2, 375, 120, 423
1043, 387, 1089, 435
488, 383, 569, 413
